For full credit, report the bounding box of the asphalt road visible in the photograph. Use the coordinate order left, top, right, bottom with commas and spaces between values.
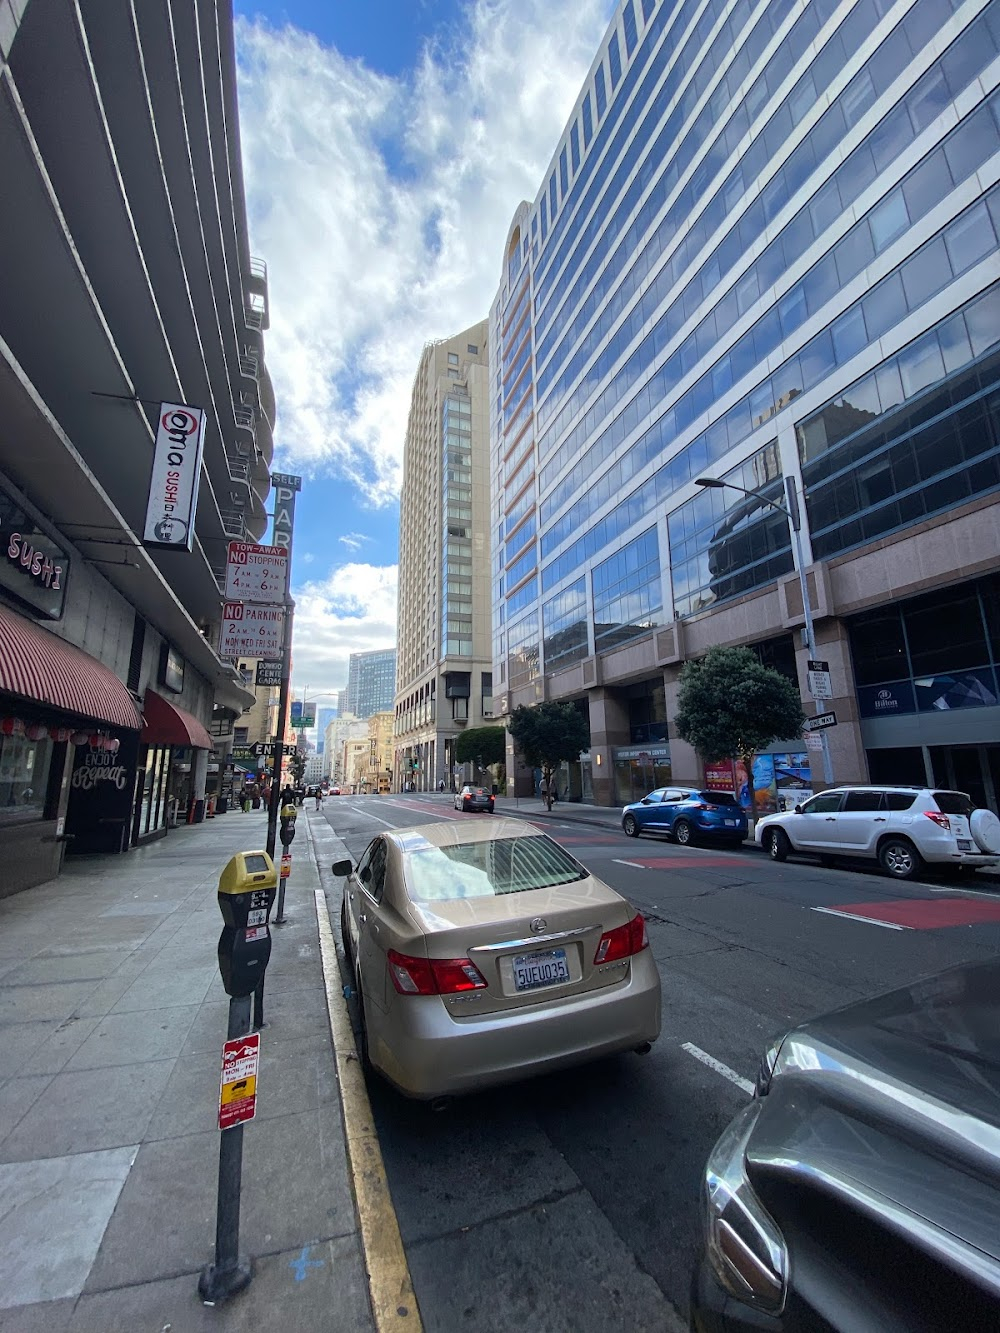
318, 794, 1000, 1332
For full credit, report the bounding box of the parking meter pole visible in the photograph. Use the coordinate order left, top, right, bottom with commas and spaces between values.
251, 977, 265, 1030
199, 850, 277, 1307
199, 994, 253, 1305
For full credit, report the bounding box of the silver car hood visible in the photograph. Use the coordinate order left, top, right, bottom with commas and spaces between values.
749, 960, 1000, 1279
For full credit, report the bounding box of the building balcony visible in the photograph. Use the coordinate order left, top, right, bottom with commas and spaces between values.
246, 257, 269, 331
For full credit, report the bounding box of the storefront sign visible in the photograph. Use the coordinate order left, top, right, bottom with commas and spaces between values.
256, 660, 282, 688
225, 542, 288, 603
218, 602, 285, 659
161, 644, 185, 694
143, 403, 207, 551
269, 473, 301, 551
857, 681, 916, 718
0, 478, 69, 619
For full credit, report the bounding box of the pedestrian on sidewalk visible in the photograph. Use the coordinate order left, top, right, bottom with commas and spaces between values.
314, 787, 323, 810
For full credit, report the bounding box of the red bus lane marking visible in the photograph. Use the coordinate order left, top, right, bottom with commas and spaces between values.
820, 898, 1000, 930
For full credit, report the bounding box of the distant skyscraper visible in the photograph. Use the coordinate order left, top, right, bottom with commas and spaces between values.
395, 321, 492, 791
315, 706, 337, 755
347, 648, 396, 719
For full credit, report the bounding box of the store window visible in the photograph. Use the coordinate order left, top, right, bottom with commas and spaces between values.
0, 729, 53, 823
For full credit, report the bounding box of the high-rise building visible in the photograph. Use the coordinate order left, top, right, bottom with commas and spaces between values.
347, 648, 397, 719
491, 0, 1000, 809
395, 322, 492, 790
0, 0, 273, 892
315, 706, 338, 755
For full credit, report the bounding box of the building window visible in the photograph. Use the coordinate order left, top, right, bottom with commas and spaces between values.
448, 352, 459, 365
0, 730, 53, 824
608, 32, 621, 89
594, 65, 606, 119
543, 577, 588, 671
582, 92, 593, 147
623, 0, 638, 56
592, 528, 663, 652
481, 672, 493, 718
559, 147, 569, 198
234, 727, 249, 744
467, 344, 478, 354
667, 444, 792, 620
549, 173, 558, 222
570, 122, 580, 173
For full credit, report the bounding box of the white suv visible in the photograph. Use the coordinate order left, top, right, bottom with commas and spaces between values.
755, 787, 1000, 880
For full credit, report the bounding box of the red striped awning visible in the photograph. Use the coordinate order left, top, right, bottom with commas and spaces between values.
0, 602, 141, 730
141, 688, 213, 750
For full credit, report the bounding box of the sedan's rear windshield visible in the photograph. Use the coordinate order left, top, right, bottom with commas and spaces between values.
932, 791, 975, 816
406, 835, 586, 901
699, 791, 740, 805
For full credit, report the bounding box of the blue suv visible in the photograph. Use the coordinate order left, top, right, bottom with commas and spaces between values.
621, 787, 748, 847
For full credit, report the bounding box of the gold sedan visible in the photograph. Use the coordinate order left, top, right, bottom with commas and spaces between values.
335, 818, 661, 1100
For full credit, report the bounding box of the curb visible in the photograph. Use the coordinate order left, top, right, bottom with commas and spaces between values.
306, 818, 422, 1333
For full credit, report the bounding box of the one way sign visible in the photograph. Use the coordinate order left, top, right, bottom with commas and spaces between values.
804, 711, 837, 732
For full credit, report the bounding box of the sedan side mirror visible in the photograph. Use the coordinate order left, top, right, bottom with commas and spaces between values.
331, 859, 352, 877
793, 805, 803, 815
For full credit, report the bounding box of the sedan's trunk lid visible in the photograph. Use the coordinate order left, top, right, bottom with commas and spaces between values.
403, 877, 635, 1016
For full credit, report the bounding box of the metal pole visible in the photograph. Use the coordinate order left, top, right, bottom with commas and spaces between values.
198, 994, 253, 1304
265, 596, 294, 863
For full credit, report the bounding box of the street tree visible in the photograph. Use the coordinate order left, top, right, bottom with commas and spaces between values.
673, 645, 805, 817
509, 702, 590, 810
455, 725, 506, 769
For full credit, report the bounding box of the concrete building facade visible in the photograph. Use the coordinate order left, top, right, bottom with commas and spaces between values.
490, 0, 1000, 810
395, 321, 493, 791
323, 713, 368, 786
0, 0, 272, 892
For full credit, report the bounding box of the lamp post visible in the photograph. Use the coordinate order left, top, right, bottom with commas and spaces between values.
694, 475, 834, 786
294, 688, 341, 784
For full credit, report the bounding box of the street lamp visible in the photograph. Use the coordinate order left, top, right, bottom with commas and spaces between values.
694, 474, 834, 786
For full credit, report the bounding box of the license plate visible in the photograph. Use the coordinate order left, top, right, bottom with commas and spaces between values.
957, 839, 972, 851
724, 819, 738, 827
512, 948, 569, 992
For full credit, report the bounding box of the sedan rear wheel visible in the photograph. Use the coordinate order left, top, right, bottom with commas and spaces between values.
878, 836, 923, 881
766, 827, 790, 862
623, 813, 639, 838
673, 818, 694, 846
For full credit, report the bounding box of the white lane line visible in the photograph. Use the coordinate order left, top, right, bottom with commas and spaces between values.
811, 906, 911, 930
613, 858, 648, 869
927, 884, 1000, 899
681, 1043, 754, 1096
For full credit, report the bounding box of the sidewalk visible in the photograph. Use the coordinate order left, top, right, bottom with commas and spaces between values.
0, 809, 373, 1332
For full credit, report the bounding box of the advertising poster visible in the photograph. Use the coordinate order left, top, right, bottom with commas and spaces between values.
774, 752, 812, 809
703, 759, 735, 792
735, 755, 778, 815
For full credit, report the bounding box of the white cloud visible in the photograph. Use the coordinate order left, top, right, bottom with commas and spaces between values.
339, 531, 370, 553
290, 562, 398, 696
235, 1, 615, 506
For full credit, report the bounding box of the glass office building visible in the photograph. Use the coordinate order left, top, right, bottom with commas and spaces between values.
490, 0, 1000, 808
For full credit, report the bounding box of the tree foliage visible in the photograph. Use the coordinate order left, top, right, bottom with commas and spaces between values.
509, 702, 590, 809
674, 646, 805, 808
455, 725, 507, 767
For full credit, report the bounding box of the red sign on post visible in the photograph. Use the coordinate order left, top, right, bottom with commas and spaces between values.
703, 760, 736, 792
218, 1032, 260, 1131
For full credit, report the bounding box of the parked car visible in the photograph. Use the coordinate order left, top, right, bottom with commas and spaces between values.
330, 786, 341, 795
691, 958, 1000, 1330
335, 819, 661, 1099
622, 788, 747, 846
455, 784, 495, 813
755, 786, 1000, 880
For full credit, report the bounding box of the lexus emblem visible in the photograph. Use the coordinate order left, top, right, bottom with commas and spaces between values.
530, 917, 547, 934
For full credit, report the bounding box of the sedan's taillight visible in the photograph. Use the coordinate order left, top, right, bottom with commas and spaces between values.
387, 949, 487, 995
594, 912, 648, 964
924, 811, 951, 830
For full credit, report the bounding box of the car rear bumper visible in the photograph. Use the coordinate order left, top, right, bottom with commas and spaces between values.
370, 951, 662, 1098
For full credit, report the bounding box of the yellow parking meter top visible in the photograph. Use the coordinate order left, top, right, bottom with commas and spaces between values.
280, 803, 298, 819
218, 850, 278, 895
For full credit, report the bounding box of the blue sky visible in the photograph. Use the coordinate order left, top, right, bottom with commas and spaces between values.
232, 0, 616, 702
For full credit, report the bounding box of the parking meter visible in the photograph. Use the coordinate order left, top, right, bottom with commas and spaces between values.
278, 803, 297, 848
216, 851, 277, 998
